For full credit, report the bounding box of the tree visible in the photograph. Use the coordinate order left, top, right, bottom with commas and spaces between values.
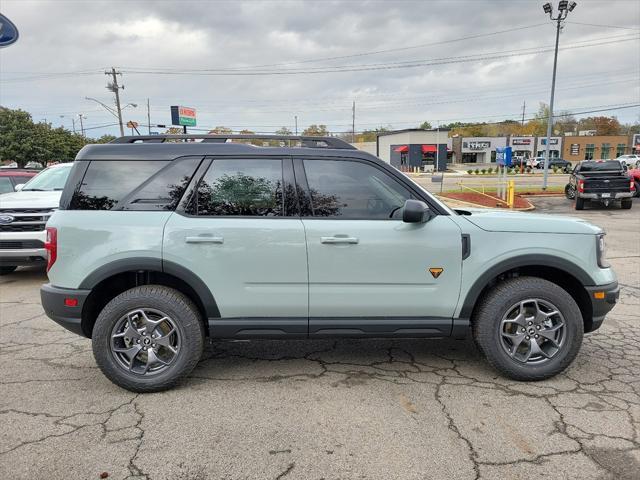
302, 124, 329, 136
577, 116, 622, 136
275, 127, 292, 135
355, 127, 389, 142
419, 121, 432, 130
96, 134, 117, 143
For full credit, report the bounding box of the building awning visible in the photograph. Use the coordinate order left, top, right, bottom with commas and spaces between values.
421, 145, 451, 153
394, 145, 409, 153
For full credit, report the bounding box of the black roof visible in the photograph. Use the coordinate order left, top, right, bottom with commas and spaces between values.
76, 134, 382, 163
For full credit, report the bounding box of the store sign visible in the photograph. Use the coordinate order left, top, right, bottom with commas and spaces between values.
540, 138, 559, 145
170, 105, 197, 126
463, 141, 490, 150
511, 138, 532, 146
570, 144, 580, 155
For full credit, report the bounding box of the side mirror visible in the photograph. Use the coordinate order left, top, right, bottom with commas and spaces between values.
402, 199, 432, 223
14, 184, 25, 192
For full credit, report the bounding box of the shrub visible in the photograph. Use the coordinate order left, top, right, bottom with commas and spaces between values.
467, 169, 473, 175
552, 166, 559, 174
525, 167, 532, 174
480, 168, 487, 175
474, 169, 480, 174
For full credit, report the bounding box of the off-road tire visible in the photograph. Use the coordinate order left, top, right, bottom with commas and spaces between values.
621, 198, 632, 209
472, 276, 583, 381
634, 181, 640, 198
575, 197, 585, 210
0, 266, 17, 275
92, 285, 205, 393
564, 184, 575, 200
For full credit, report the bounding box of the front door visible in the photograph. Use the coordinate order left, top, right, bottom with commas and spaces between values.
296, 158, 463, 337
163, 157, 308, 337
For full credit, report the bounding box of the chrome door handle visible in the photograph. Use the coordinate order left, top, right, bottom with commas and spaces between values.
320, 236, 359, 244
185, 235, 224, 244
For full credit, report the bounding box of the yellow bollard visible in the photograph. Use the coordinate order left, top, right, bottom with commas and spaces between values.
508, 180, 515, 208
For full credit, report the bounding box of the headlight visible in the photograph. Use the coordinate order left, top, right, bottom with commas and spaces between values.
596, 234, 609, 268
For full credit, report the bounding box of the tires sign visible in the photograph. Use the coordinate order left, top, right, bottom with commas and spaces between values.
170, 106, 197, 126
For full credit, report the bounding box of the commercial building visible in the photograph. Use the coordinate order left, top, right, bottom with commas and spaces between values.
509, 136, 536, 159
376, 129, 451, 171
536, 136, 563, 158
562, 135, 630, 161
460, 137, 507, 163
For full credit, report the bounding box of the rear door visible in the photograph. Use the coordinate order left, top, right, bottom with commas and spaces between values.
296, 157, 463, 337
162, 157, 308, 337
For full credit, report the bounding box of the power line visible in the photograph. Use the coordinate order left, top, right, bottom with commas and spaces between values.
567, 21, 640, 31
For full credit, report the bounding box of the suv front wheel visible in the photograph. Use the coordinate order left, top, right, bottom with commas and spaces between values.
473, 277, 583, 381
92, 285, 205, 392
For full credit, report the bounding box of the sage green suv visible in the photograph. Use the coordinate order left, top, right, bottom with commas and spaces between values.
40, 135, 619, 392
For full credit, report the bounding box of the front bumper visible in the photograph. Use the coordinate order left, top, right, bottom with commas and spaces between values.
40, 284, 91, 337
0, 231, 47, 266
585, 281, 620, 332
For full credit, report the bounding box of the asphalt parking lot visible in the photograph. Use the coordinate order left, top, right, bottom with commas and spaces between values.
1, 196, 638, 480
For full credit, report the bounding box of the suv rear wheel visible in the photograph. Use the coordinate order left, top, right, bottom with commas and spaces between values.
92, 285, 205, 392
473, 277, 583, 381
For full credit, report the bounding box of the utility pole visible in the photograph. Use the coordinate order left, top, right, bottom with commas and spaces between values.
521, 100, 526, 126
294, 115, 298, 135
147, 98, 151, 134
72, 118, 76, 134
106, 67, 125, 136
78, 114, 86, 137
541, 0, 577, 190
352, 100, 356, 143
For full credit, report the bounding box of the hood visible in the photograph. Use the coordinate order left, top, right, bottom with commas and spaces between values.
459, 208, 602, 235
0, 190, 62, 210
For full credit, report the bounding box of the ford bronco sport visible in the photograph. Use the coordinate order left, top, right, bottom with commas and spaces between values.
40, 135, 619, 392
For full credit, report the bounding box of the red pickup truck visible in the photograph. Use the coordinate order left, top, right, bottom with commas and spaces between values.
0, 169, 39, 194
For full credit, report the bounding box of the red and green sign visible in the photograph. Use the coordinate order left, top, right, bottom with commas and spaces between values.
170, 105, 197, 126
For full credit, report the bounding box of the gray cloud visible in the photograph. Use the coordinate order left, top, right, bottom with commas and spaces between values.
1, 0, 638, 136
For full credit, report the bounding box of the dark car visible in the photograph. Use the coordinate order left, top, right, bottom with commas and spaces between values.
0, 169, 39, 194
565, 160, 634, 210
536, 158, 572, 172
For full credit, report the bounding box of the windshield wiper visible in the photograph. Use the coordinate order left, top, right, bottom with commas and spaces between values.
22, 188, 45, 191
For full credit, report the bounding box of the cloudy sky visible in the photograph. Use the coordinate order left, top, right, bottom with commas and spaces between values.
1, 0, 639, 138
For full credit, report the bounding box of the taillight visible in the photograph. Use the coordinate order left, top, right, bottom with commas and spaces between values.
578, 180, 584, 193
631, 180, 636, 191
44, 227, 57, 272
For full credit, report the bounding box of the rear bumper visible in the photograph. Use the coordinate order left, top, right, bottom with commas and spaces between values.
40, 283, 91, 337
579, 192, 633, 200
585, 281, 619, 332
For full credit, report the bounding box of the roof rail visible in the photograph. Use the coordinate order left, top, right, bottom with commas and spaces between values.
110, 134, 356, 150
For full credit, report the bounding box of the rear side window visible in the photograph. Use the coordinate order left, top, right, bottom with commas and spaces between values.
579, 161, 622, 172
193, 159, 283, 216
70, 161, 169, 210
303, 159, 412, 219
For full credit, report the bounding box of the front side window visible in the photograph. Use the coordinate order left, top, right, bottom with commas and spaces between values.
70, 161, 168, 210
194, 159, 283, 216
303, 159, 412, 219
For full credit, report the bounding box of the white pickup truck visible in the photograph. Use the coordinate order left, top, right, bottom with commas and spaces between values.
0, 163, 72, 275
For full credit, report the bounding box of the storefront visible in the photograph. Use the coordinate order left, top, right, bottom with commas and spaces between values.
562, 135, 630, 161
536, 137, 562, 158
461, 137, 506, 163
509, 136, 535, 159
377, 129, 451, 171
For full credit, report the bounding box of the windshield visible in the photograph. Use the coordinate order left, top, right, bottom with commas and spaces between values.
580, 161, 622, 172
22, 165, 72, 191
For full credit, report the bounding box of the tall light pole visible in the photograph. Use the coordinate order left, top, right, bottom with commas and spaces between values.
542, 0, 577, 190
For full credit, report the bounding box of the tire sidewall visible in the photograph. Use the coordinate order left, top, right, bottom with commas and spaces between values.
476, 278, 584, 380
92, 286, 204, 391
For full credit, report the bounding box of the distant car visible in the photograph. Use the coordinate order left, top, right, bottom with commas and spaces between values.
628, 168, 640, 198
526, 157, 544, 168
543, 158, 572, 173
0, 169, 39, 194
615, 154, 640, 169
565, 160, 634, 210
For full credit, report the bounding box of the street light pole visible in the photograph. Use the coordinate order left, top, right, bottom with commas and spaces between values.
542, 1, 577, 190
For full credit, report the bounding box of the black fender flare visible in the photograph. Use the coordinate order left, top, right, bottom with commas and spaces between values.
78, 257, 220, 317
458, 254, 595, 319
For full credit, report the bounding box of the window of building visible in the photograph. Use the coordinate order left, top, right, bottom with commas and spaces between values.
601, 143, 610, 159
616, 144, 626, 157
303, 159, 412, 219
585, 144, 595, 160
194, 159, 283, 216
70, 161, 169, 210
